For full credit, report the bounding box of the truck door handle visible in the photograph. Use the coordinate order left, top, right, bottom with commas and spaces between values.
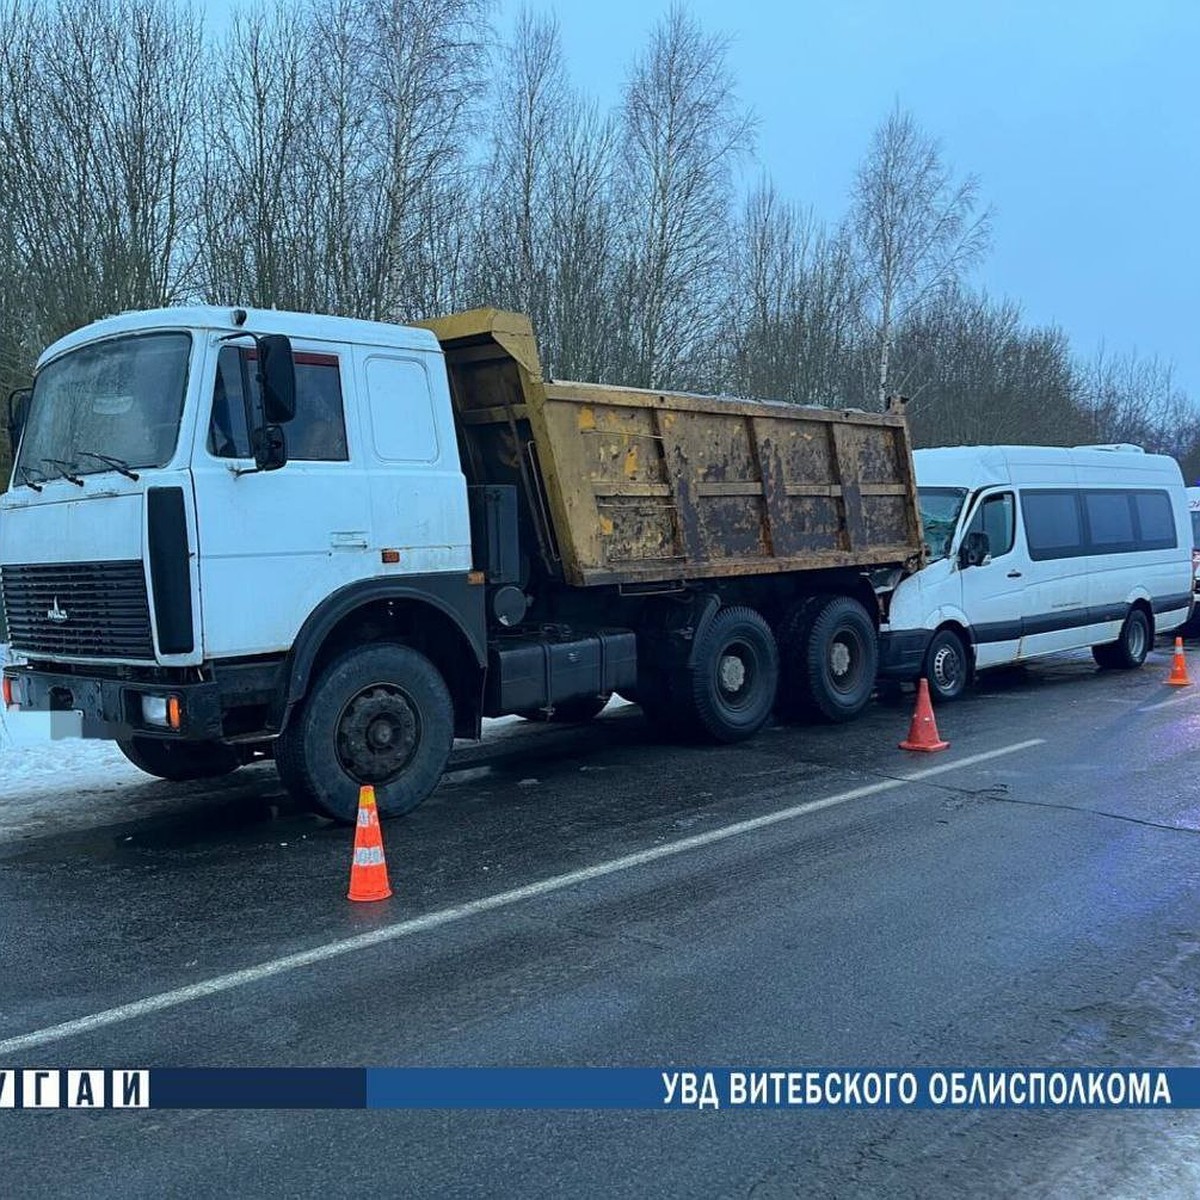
1007, 570, 1023, 578
330, 532, 369, 549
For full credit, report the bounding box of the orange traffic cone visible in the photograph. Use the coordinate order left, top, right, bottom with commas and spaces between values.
1167, 637, 1192, 687
348, 785, 393, 902
899, 678, 949, 752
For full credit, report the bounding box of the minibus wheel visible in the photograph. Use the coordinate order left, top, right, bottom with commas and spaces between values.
1092, 608, 1151, 670
925, 628, 970, 701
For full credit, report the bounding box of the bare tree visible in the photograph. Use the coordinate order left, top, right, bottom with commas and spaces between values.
354, 0, 489, 321
894, 286, 1086, 447
0, 0, 203, 336
725, 180, 861, 405
542, 96, 622, 381
469, 10, 623, 380
472, 10, 565, 321
618, 4, 754, 389
200, 1, 316, 308
851, 105, 991, 407
202, 0, 488, 320
1078, 345, 1194, 459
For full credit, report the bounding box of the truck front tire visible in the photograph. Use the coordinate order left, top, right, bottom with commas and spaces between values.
276, 643, 454, 823
116, 736, 242, 782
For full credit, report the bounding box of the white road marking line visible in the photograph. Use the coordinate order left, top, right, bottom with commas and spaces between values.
1139, 692, 1197, 712
0, 739, 1044, 1056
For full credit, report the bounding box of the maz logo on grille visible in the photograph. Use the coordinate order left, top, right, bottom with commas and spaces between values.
46, 598, 70, 623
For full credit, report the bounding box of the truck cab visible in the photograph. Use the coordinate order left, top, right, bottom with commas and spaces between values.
1, 307, 485, 816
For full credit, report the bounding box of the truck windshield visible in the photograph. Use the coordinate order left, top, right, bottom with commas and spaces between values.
918, 487, 969, 558
15, 332, 191, 480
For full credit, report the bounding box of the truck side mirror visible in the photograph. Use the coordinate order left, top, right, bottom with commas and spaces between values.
251, 423, 288, 472
6, 388, 30, 455
958, 530, 991, 569
257, 335, 296, 425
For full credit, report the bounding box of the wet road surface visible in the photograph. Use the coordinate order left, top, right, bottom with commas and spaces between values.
3, 649, 1200, 1196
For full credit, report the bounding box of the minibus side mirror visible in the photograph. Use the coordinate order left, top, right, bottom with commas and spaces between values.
958, 531, 991, 569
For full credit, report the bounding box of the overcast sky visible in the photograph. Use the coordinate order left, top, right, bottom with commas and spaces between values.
208, 0, 1198, 398
516, 0, 1198, 398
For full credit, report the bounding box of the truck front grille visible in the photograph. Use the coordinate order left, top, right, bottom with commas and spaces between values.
0, 561, 155, 660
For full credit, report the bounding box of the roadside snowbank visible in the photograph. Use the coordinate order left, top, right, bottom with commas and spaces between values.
1, 643, 144, 800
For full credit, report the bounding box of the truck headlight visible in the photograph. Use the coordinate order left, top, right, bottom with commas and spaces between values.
141, 694, 183, 729
142, 695, 169, 726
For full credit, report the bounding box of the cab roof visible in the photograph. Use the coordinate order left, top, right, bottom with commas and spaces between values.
35, 305, 441, 370
914, 444, 1182, 491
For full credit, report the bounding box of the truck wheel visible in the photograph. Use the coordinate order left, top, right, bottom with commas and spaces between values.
925, 628, 970, 702
116, 736, 242, 782
774, 595, 826, 720
804, 596, 878, 722
275, 643, 453, 823
1092, 608, 1151, 670
518, 694, 611, 723
686, 606, 779, 743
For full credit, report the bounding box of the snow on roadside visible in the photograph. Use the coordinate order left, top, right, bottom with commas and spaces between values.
1, 635, 629, 832
1, 643, 145, 802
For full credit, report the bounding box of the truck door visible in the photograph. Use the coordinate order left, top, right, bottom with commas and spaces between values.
958, 489, 1025, 669
191, 338, 373, 659
352, 347, 471, 578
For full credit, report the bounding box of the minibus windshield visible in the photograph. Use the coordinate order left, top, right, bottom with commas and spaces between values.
918, 487, 969, 558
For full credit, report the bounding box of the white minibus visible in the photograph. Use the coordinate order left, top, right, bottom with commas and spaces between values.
880, 445, 1194, 700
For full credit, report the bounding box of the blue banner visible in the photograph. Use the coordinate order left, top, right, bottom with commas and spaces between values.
2, 1066, 1197, 1110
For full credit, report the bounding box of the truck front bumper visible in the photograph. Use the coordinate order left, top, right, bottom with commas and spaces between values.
878, 629, 933, 680
2, 664, 224, 741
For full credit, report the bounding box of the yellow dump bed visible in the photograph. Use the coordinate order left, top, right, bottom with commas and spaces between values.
420, 309, 924, 588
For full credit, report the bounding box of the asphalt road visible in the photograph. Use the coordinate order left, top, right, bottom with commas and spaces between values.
3, 647, 1200, 1197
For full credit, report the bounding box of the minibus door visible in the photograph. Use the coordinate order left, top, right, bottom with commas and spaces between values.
958, 489, 1025, 669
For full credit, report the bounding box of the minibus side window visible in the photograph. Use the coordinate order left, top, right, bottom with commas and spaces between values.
1083, 491, 1136, 554
1023, 490, 1084, 560
966, 492, 1015, 558
1132, 491, 1176, 551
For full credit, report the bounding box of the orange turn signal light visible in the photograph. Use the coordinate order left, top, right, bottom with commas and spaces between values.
2, 675, 13, 708
381, 549, 401, 565
167, 696, 183, 730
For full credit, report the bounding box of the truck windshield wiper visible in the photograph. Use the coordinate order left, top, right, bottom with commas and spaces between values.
16, 465, 44, 492
42, 458, 85, 486
74, 450, 139, 481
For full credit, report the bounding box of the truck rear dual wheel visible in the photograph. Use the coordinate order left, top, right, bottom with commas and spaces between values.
777, 596, 878, 723
640, 607, 779, 744
116, 736, 243, 782
275, 643, 454, 823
